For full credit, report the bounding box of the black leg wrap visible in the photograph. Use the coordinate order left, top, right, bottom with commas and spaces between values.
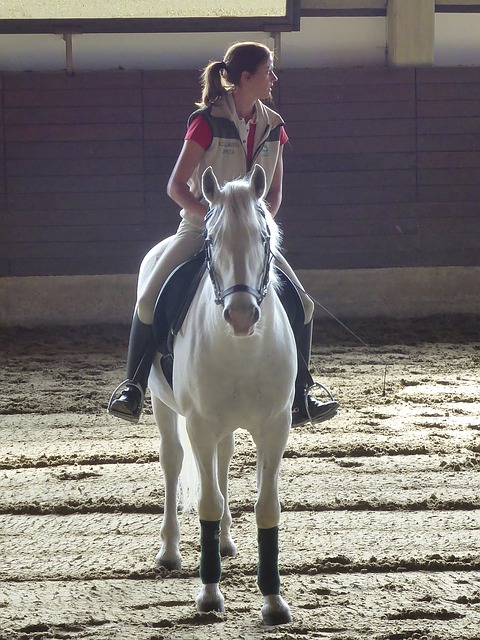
257, 526, 280, 596
199, 520, 222, 584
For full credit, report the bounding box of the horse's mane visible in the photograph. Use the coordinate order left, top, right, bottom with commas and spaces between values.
206, 176, 282, 291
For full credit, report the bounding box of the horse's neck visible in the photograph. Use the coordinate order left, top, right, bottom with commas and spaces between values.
173, 276, 296, 413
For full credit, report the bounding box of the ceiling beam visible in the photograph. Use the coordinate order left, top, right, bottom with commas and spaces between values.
436, 1, 480, 11
301, 0, 387, 16
300, 0, 480, 15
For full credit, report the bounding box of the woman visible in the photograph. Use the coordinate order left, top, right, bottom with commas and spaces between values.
108, 41, 339, 427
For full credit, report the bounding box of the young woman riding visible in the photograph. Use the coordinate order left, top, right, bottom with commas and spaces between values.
108, 41, 339, 427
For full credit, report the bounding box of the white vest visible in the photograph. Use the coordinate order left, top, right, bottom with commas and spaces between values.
186, 93, 285, 206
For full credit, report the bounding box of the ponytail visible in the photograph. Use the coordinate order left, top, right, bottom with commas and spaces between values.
196, 61, 228, 108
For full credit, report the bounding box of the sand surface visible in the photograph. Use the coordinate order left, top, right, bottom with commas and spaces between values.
1, 316, 479, 639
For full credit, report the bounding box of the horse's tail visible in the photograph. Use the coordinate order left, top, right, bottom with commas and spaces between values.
178, 415, 199, 512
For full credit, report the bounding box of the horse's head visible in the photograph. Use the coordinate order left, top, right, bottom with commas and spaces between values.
202, 165, 278, 337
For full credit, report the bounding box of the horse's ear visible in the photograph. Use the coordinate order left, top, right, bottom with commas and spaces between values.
250, 164, 266, 200
202, 166, 220, 205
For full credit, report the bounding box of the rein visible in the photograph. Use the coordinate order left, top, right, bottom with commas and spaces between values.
204, 204, 274, 307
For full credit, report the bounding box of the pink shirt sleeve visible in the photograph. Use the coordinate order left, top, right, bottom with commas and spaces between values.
185, 115, 213, 149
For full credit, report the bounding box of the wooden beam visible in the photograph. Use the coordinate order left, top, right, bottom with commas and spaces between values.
302, 0, 387, 10
270, 32, 283, 68
301, 0, 480, 15
63, 34, 74, 76
436, 0, 480, 11
301, 0, 387, 15
387, 0, 435, 66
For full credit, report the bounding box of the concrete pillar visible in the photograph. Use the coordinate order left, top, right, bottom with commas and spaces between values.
387, 0, 435, 65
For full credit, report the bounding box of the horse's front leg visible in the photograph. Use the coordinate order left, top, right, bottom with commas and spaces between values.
187, 422, 225, 613
152, 396, 183, 571
253, 420, 292, 626
217, 433, 237, 559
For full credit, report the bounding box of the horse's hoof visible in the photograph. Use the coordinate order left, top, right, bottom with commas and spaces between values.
196, 584, 225, 613
154, 551, 182, 572
262, 595, 292, 626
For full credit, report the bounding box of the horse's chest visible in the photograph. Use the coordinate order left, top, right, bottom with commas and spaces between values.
174, 339, 293, 422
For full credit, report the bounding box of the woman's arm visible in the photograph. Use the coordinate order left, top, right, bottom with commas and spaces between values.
265, 146, 284, 218
167, 139, 209, 220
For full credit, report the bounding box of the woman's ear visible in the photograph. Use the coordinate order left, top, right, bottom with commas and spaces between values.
240, 70, 251, 84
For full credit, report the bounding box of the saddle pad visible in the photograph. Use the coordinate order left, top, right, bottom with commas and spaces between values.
153, 250, 206, 355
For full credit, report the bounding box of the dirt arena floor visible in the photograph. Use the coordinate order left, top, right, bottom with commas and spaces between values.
1, 315, 479, 640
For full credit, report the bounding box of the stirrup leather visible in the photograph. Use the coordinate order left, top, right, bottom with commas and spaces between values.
107, 380, 145, 423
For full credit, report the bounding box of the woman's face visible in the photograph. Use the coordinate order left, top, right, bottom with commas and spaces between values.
246, 56, 278, 100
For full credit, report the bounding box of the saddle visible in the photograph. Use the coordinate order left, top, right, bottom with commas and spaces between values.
153, 250, 304, 389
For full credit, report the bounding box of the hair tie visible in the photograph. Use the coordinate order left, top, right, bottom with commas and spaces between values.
220, 61, 227, 71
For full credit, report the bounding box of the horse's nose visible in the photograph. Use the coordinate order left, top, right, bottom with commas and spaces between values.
223, 299, 260, 336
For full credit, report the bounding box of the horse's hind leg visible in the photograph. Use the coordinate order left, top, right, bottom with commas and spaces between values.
217, 433, 237, 559
152, 395, 182, 571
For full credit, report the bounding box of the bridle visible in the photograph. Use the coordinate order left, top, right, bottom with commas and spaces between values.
204, 204, 274, 307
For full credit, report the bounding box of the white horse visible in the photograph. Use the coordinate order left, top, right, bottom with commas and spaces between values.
147, 165, 297, 625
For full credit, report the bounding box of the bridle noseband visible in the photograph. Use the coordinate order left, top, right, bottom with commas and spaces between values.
204, 204, 274, 307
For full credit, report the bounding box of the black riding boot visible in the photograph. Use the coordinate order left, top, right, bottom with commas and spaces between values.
107, 312, 156, 423
292, 320, 339, 427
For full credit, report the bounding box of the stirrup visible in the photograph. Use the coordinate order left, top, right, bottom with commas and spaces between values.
107, 380, 145, 424
294, 382, 338, 428
311, 381, 336, 402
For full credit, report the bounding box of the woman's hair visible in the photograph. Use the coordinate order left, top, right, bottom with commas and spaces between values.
196, 41, 272, 108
